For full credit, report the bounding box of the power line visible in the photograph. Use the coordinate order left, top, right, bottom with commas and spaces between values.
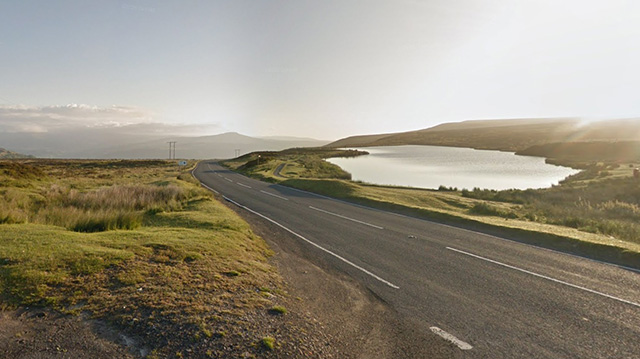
167, 141, 176, 159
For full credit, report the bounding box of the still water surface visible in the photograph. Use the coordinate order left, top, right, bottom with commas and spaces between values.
326, 145, 579, 190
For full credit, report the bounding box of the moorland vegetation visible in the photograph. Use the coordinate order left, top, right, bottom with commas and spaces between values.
0, 159, 297, 357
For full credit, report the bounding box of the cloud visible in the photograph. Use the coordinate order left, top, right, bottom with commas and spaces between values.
0, 104, 150, 132
0, 104, 220, 136
96, 122, 223, 136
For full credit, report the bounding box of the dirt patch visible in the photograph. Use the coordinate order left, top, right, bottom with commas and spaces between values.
0, 309, 136, 358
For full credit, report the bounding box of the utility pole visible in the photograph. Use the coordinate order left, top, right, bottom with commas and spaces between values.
167, 141, 176, 159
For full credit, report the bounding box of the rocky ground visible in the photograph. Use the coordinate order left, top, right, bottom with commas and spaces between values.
0, 309, 135, 358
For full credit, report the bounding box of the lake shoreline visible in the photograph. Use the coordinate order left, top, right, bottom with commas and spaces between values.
326, 145, 579, 191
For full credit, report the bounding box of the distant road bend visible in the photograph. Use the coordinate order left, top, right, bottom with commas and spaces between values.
194, 161, 640, 359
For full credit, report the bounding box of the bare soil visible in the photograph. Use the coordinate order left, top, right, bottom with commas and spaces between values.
0, 309, 135, 359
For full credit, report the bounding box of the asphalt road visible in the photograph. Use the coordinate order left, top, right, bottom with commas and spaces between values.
194, 162, 640, 359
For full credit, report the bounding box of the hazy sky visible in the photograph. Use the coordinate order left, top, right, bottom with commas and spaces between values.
2, 0, 639, 139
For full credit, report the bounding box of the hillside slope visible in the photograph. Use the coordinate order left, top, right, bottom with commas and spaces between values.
0, 131, 327, 159
516, 141, 640, 161
327, 118, 640, 152
0, 148, 34, 159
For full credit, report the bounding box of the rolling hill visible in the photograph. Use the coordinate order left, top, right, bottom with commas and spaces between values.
0, 131, 327, 159
0, 148, 34, 159
516, 141, 640, 162
326, 118, 640, 152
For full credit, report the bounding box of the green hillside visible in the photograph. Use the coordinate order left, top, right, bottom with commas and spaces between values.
0, 160, 300, 357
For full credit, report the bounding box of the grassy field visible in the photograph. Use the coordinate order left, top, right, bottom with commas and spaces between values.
0, 159, 289, 357
223, 150, 640, 265
222, 148, 366, 182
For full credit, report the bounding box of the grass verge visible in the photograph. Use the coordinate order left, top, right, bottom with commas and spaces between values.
222, 147, 367, 182
0, 159, 289, 357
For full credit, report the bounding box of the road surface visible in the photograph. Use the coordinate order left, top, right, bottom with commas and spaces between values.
194, 161, 640, 359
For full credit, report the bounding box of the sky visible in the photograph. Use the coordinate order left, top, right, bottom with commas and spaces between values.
2, 0, 640, 140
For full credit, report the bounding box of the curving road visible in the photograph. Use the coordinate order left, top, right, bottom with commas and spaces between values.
194, 161, 640, 359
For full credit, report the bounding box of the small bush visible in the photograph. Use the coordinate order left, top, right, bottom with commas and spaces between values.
70, 210, 142, 232
261, 336, 276, 351
183, 253, 201, 263
268, 305, 287, 315
438, 185, 458, 191
469, 203, 517, 219
0, 209, 27, 224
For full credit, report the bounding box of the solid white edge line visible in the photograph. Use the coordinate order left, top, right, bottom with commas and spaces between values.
223, 196, 399, 289
200, 183, 219, 194
430, 327, 473, 350
237, 182, 252, 189
446, 247, 640, 308
309, 206, 384, 230
275, 182, 640, 274
260, 190, 289, 201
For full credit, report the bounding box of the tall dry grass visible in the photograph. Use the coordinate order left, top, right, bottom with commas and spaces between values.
1, 184, 189, 232
0, 188, 33, 224
36, 206, 143, 232
463, 176, 640, 243
45, 184, 186, 211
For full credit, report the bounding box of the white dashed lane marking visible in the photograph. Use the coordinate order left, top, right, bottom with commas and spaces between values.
308, 206, 384, 229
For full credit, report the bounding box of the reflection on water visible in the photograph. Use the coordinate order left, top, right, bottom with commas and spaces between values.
326, 145, 579, 191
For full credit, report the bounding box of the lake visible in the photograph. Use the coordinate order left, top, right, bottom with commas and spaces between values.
326, 145, 579, 191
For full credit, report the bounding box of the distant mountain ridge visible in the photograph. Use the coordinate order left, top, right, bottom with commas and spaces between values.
0, 148, 34, 159
0, 131, 328, 159
326, 118, 640, 152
